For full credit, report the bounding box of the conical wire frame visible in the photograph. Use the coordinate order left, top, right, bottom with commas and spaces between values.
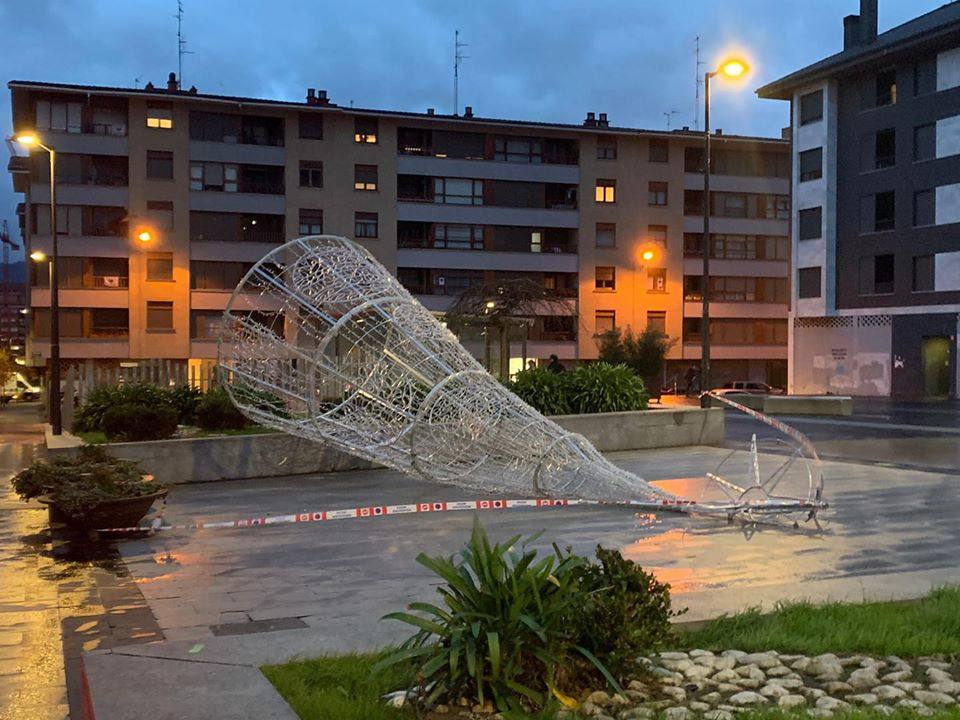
216, 235, 672, 503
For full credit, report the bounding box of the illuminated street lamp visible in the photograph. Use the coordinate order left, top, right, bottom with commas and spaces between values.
29, 250, 46, 262
701, 57, 750, 396
12, 131, 63, 434
137, 229, 154, 243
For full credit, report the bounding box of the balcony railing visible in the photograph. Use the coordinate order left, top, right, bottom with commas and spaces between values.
92, 275, 129, 289
55, 173, 128, 187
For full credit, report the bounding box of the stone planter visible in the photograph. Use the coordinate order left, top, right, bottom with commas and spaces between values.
40, 488, 168, 531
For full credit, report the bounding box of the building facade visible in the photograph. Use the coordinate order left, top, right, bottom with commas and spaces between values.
9, 76, 790, 387
759, 0, 960, 400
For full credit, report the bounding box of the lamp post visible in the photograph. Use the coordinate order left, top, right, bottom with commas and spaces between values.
701, 58, 748, 396
13, 133, 62, 434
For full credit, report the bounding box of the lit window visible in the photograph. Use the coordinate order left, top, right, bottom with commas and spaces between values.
648, 267, 666, 293
595, 179, 615, 203
354, 164, 378, 191
530, 232, 542, 253
354, 117, 378, 143
147, 107, 173, 130
595, 266, 616, 290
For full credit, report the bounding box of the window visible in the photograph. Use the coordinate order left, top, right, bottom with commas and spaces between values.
875, 69, 897, 107
799, 207, 822, 240
190, 261, 251, 290
647, 310, 666, 335
799, 147, 823, 181
595, 179, 616, 203
716, 192, 747, 217
495, 137, 543, 163
299, 160, 323, 188
914, 189, 935, 227
434, 178, 482, 204
596, 223, 615, 248
146, 107, 173, 129
595, 266, 615, 291
354, 164, 378, 191
859, 254, 895, 295
649, 138, 669, 163
299, 112, 324, 140
354, 212, 378, 239
913, 255, 935, 292
433, 224, 483, 249
34, 204, 82, 236
354, 117, 378, 143
647, 267, 666, 293
530, 231, 542, 253
595, 310, 615, 335
648, 181, 668, 206
683, 318, 787, 345
799, 89, 824, 125
914, 124, 935, 162
915, 57, 937, 96
798, 267, 821, 298
146, 200, 174, 232
146, 253, 173, 281
648, 224, 667, 245
298, 209, 323, 235
190, 162, 238, 192
36, 100, 82, 133
875, 129, 896, 169
683, 233, 789, 260
90, 308, 128, 337
874, 191, 895, 232
146, 301, 174, 331
189, 111, 239, 142
597, 138, 617, 160
190, 212, 284, 243
146, 150, 173, 180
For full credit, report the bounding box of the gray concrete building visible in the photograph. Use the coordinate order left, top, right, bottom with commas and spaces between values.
759, 0, 960, 400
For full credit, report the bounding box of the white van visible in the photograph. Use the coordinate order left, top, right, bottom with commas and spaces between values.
1, 372, 41, 402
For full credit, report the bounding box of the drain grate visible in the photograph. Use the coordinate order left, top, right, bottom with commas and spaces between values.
209, 616, 308, 637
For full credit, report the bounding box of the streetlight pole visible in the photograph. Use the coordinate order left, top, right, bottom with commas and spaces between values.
702, 70, 713, 396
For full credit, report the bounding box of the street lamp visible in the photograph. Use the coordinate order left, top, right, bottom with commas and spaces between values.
12, 132, 62, 434
701, 57, 749, 396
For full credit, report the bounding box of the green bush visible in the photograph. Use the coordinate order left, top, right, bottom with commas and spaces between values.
11, 445, 162, 518
506, 366, 572, 416
101, 403, 179, 442
194, 387, 249, 430
566, 362, 648, 414
572, 546, 681, 682
230, 382, 290, 419
73, 383, 175, 432
377, 519, 620, 713
167, 384, 203, 425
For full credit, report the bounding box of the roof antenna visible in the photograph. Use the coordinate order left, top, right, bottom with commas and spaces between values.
454, 30, 469, 116
175, 0, 194, 89
663, 109, 680, 130
694, 36, 705, 131
134, 75, 142, 89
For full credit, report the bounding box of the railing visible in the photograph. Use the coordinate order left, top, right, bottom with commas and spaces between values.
238, 179, 285, 195
87, 327, 129, 338
91, 276, 130, 289
55, 173, 128, 187
90, 123, 128, 137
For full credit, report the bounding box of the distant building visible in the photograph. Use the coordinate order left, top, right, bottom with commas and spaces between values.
8, 75, 789, 387
758, 0, 960, 400
0, 284, 26, 349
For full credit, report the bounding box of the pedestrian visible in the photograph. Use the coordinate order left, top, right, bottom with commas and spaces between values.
547, 354, 565, 373
684, 365, 697, 396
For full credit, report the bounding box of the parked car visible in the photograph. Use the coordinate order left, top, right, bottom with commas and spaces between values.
710, 381, 784, 396
1, 373, 41, 403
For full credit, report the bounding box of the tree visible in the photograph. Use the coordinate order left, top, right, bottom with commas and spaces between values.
597, 327, 675, 391
0, 349, 16, 407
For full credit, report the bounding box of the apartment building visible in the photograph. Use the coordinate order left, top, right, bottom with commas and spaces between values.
758, 0, 960, 400
8, 74, 789, 386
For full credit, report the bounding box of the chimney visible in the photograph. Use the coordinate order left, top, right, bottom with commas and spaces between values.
144, 81, 155, 91
715, 128, 723, 136
427, 108, 435, 115
584, 111, 597, 127
188, 86, 197, 95
464, 105, 473, 118
598, 112, 609, 127
843, 14, 861, 49
306, 88, 317, 104
860, 0, 878, 44
167, 72, 179, 92
682, 126, 690, 131
317, 90, 329, 105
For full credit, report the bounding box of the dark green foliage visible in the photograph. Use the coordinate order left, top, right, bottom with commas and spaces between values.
230, 382, 290, 420
377, 520, 622, 714
566, 363, 648, 414
11, 445, 162, 518
167, 384, 203, 425
572, 546, 681, 682
194, 387, 250, 430
597, 327, 675, 391
73, 383, 175, 432
506, 363, 647, 416
101, 403, 179, 442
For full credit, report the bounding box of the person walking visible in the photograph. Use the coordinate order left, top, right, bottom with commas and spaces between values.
547, 354, 565, 374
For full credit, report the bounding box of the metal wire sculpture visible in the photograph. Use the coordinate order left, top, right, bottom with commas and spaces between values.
218, 235, 826, 521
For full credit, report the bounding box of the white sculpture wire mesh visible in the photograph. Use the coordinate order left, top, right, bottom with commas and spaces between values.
217, 235, 668, 503
218, 235, 827, 520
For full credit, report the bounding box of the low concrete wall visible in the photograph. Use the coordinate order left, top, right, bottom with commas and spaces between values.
764, 395, 854, 416
551, 407, 724, 453
45, 407, 723, 484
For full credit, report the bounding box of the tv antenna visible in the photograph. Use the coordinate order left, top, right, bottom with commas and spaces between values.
663, 109, 680, 130
454, 30, 469, 115
175, 0, 194, 89
694, 36, 705, 130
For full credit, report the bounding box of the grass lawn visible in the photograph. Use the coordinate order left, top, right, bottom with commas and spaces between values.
75, 425, 275, 445
263, 588, 960, 720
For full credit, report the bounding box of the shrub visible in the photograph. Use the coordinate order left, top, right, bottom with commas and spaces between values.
377, 519, 620, 713
230, 383, 290, 420
101, 403, 179, 442
598, 327, 675, 393
11, 445, 162, 518
506, 366, 572, 416
572, 546, 681, 682
566, 363, 648, 414
194, 387, 249, 430
167, 384, 203, 425
73, 383, 174, 432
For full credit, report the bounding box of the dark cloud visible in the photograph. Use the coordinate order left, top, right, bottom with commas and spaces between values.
0, 0, 940, 258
